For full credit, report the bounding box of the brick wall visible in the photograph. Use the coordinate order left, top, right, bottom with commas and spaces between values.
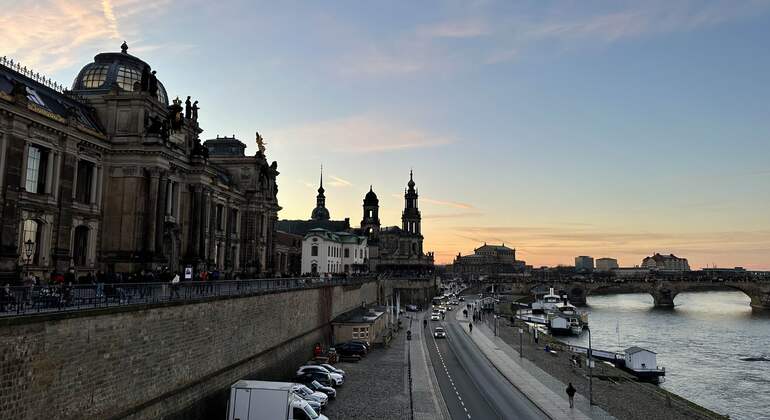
0, 281, 381, 420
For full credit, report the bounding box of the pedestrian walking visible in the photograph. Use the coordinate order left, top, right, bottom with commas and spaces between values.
566, 382, 576, 408
469, 323, 473, 334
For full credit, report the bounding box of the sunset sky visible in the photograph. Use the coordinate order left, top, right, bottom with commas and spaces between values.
2, 0, 769, 268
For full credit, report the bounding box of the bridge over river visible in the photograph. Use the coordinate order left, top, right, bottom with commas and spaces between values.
476, 271, 770, 309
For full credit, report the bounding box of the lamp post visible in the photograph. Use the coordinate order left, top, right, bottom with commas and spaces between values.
587, 326, 593, 406
24, 239, 34, 280
519, 326, 523, 358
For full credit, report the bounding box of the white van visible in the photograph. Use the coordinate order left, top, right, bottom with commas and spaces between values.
227, 380, 329, 420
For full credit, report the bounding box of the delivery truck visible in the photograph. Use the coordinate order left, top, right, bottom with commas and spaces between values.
227, 380, 329, 420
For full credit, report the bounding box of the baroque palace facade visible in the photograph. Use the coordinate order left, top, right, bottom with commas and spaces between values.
0, 44, 280, 282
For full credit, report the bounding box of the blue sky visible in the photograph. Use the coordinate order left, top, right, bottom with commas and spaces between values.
3, 0, 770, 267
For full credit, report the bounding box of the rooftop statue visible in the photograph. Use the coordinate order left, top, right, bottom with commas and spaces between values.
185, 96, 192, 119
256, 131, 267, 155
192, 101, 199, 121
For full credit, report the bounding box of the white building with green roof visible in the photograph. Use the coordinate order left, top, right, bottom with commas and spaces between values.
301, 228, 368, 276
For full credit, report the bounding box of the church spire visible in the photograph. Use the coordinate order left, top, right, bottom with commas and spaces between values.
318, 164, 325, 194
311, 164, 330, 221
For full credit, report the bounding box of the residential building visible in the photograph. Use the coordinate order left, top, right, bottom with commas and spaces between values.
641, 253, 690, 271
595, 257, 619, 271
575, 256, 594, 273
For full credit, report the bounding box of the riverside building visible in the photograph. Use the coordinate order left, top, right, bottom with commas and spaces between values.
0, 45, 279, 282
641, 253, 691, 271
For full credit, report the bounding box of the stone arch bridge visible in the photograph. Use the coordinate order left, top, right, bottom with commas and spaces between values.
483, 277, 770, 309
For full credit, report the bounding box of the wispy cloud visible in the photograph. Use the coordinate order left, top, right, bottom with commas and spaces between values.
424, 212, 484, 220
0, 0, 174, 73
421, 197, 475, 210
328, 175, 353, 188
416, 20, 491, 39
271, 115, 452, 154
333, 1, 770, 73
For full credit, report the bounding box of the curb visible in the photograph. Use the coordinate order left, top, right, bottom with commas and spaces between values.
417, 312, 452, 420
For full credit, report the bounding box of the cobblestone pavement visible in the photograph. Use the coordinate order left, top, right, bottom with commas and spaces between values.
483, 314, 726, 420
323, 328, 411, 420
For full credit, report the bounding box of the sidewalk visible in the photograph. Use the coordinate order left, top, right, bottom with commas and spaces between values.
406, 312, 450, 420
458, 310, 615, 420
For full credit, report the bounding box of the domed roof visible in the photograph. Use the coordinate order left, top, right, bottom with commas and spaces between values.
70, 43, 168, 105
311, 206, 330, 221
407, 170, 416, 189
364, 186, 379, 205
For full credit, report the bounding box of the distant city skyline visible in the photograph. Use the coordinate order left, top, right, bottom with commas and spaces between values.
3, 0, 769, 269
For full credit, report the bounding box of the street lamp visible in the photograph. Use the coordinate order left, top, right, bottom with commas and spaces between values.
587, 326, 594, 406
24, 239, 34, 278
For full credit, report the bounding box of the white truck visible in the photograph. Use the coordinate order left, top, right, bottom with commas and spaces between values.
227, 380, 329, 420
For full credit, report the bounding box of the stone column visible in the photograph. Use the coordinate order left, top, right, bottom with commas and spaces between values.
52, 152, 62, 200
89, 165, 98, 204
155, 172, 168, 256
187, 185, 201, 259
45, 150, 55, 194
95, 165, 103, 208
145, 169, 160, 258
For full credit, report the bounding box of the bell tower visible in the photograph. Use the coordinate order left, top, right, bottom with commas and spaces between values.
361, 186, 380, 238
401, 170, 421, 235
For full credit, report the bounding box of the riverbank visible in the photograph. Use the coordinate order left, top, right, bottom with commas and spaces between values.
482, 314, 727, 420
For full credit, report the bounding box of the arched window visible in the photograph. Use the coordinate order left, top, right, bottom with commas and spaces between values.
22, 219, 42, 265
73, 226, 89, 266
311, 263, 318, 275
311, 245, 318, 257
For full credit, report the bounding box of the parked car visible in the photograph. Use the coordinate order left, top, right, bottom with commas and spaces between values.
295, 371, 334, 388
291, 384, 329, 407
434, 327, 447, 339
307, 380, 336, 399
334, 342, 367, 357
406, 304, 419, 312
296, 366, 344, 386
319, 363, 345, 377
348, 340, 370, 350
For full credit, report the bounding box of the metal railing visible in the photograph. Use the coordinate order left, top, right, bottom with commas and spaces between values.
0, 277, 373, 317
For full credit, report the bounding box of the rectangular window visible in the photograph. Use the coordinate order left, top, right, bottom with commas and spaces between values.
25, 145, 49, 194
75, 160, 94, 203
344, 248, 349, 258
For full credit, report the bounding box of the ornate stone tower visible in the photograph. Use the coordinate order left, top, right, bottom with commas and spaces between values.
402, 170, 421, 235
361, 186, 380, 238
311, 166, 330, 221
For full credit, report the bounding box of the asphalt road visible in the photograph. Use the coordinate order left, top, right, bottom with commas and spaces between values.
426, 305, 545, 420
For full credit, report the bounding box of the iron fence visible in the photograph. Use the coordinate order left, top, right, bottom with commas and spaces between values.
0, 277, 372, 317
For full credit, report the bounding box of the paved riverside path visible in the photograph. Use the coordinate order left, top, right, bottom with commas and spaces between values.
457, 301, 615, 420
425, 307, 546, 420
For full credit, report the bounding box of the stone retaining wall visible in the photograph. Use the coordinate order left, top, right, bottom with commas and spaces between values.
0, 280, 380, 420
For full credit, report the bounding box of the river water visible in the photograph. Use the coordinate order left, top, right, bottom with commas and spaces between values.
560, 291, 770, 420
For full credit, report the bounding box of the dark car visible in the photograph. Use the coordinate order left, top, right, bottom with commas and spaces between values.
308, 380, 336, 399
348, 340, 370, 350
334, 342, 367, 357
296, 371, 334, 387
